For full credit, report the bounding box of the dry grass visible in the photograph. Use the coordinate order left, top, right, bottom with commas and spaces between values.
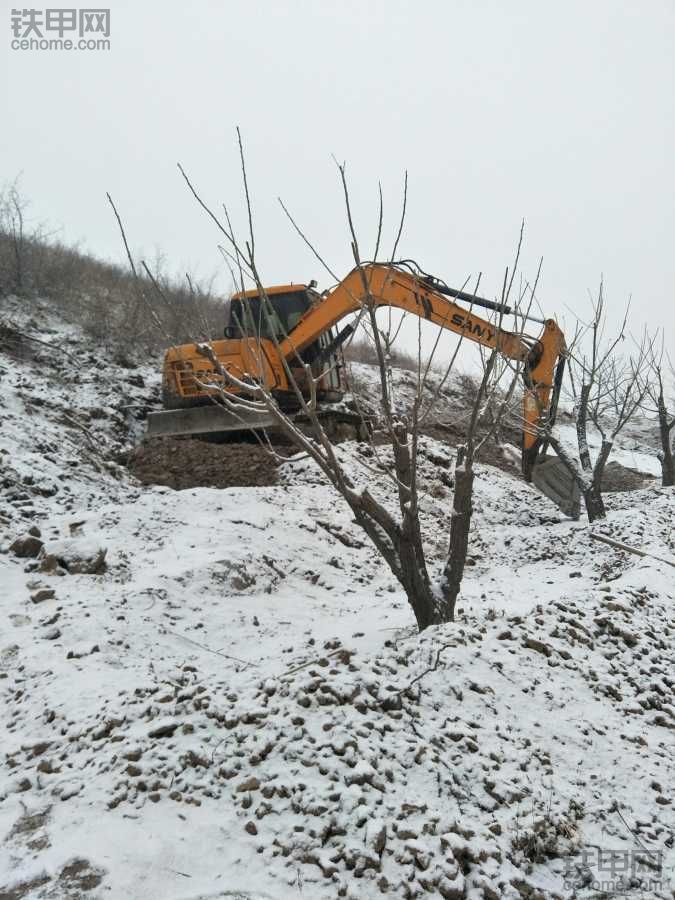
0, 178, 226, 356
343, 336, 430, 373
0, 230, 225, 355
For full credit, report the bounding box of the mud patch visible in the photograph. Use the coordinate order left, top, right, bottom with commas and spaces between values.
128, 437, 295, 490
600, 460, 655, 492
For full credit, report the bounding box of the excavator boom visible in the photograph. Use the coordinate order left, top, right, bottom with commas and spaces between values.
282, 264, 565, 470
277, 265, 529, 359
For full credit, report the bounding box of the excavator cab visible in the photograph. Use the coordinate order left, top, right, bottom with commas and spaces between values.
146, 282, 349, 440
225, 285, 315, 342
224, 284, 345, 399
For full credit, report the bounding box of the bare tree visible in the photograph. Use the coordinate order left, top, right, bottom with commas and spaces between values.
0, 177, 30, 295
441, 240, 540, 616
645, 343, 674, 487
168, 136, 541, 631
544, 281, 653, 521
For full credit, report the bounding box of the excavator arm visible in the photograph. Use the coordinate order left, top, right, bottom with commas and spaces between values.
277, 263, 566, 477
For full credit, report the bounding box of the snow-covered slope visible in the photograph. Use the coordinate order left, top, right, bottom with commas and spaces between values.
0, 295, 159, 531
1, 303, 673, 899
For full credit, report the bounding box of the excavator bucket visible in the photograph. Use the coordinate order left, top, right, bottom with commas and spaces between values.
531, 456, 581, 519
145, 405, 277, 438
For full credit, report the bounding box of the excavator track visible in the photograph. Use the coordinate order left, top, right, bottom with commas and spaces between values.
146, 402, 370, 444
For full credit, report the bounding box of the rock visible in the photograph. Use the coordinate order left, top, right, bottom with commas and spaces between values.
365, 818, 387, 855
43, 627, 61, 641
31, 587, 55, 604
344, 760, 378, 787
522, 637, 552, 657
439, 873, 467, 900
58, 782, 82, 800
28, 741, 50, 757
66, 644, 99, 660
244, 821, 258, 835
37, 556, 67, 575
28, 525, 41, 538
10, 534, 44, 558
148, 718, 180, 738
236, 776, 261, 793
123, 748, 143, 762
92, 717, 124, 740
40, 538, 107, 575
1, 644, 19, 664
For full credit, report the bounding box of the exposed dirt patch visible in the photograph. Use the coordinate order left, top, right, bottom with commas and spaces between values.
56, 858, 104, 894
600, 460, 655, 492
0, 323, 36, 362
132, 428, 652, 496
7, 808, 50, 841
128, 436, 295, 490
0, 872, 51, 900
0, 858, 104, 900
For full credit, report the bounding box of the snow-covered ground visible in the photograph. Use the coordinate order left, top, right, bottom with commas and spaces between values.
555, 423, 662, 480
1, 300, 673, 899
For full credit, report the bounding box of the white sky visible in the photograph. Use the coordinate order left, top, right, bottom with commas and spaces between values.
3, 0, 674, 357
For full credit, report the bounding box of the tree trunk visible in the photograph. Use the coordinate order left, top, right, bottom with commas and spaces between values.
439, 455, 474, 623
398, 536, 438, 631
11, 198, 25, 294
657, 395, 675, 487
349, 490, 438, 632
582, 440, 612, 522
576, 384, 593, 472
389, 422, 439, 630
582, 487, 606, 522
661, 451, 675, 488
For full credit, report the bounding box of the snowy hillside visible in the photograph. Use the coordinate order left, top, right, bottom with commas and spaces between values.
1, 302, 674, 899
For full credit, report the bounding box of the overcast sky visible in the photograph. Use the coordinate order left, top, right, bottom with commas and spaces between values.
3, 0, 674, 356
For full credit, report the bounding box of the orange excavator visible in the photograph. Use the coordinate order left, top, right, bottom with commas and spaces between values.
147, 261, 572, 507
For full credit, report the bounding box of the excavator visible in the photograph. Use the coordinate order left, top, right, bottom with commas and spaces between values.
147, 261, 578, 514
